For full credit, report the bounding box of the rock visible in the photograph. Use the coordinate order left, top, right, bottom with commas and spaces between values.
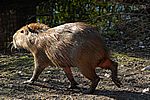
43, 78, 47, 82
142, 88, 149, 93
139, 42, 143, 46
104, 73, 110, 78
141, 66, 150, 71
139, 45, 145, 49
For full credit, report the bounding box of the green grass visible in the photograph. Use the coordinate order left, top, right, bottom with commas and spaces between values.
112, 52, 147, 65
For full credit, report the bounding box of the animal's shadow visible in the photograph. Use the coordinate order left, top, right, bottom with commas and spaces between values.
94, 90, 150, 100
30, 80, 150, 100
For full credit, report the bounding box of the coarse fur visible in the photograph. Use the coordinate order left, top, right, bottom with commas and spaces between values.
13, 22, 122, 94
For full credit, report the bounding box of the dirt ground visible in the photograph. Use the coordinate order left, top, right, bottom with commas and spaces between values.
0, 34, 150, 99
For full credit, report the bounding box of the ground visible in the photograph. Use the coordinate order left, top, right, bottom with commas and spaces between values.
0, 33, 150, 100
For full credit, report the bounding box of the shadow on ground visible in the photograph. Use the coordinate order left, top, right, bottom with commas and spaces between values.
94, 90, 150, 100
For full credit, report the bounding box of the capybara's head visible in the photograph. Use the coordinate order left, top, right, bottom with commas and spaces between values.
13, 23, 49, 50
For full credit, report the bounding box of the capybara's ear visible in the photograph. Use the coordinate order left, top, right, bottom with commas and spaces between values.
27, 25, 38, 34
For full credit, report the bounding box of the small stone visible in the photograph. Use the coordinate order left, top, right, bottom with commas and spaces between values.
47, 71, 51, 73
121, 65, 124, 67
139, 46, 145, 48
8, 84, 13, 88
43, 78, 47, 82
130, 47, 134, 50
18, 71, 22, 74
139, 42, 143, 45
146, 37, 149, 40
142, 88, 149, 93
141, 66, 150, 71
18, 71, 23, 76
104, 73, 110, 78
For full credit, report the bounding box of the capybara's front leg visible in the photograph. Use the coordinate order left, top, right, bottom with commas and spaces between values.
110, 61, 122, 88
23, 65, 44, 84
23, 56, 45, 84
63, 67, 79, 89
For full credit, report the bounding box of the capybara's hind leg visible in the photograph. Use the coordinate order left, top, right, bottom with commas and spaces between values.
110, 61, 122, 87
89, 76, 100, 94
98, 59, 122, 87
79, 67, 100, 94
63, 67, 79, 89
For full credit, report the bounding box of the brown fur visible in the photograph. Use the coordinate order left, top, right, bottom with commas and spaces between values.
13, 22, 121, 94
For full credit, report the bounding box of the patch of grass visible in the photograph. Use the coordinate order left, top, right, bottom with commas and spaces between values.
0, 54, 33, 68
112, 53, 144, 61
112, 53, 148, 65
0, 53, 34, 82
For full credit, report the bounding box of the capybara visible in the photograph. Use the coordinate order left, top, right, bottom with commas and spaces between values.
13, 22, 121, 94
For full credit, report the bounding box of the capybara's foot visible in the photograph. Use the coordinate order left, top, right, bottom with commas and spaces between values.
69, 85, 80, 89
112, 78, 122, 88
83, 88, 95, 94
22, 79, 35, 84
70, 82, 80, 89
83, 77, 100, 94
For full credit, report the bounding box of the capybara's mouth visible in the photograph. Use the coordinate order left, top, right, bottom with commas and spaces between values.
11, 41, 17, 52
12, 39, 21, 50
6, 41, 18, 53
11, 40, 24, 53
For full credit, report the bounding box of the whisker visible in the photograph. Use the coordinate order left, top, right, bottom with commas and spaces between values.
7, 41, 13, 49
6, 42, 14, 53
11, 44, 15, 53
8, 41, 19, 53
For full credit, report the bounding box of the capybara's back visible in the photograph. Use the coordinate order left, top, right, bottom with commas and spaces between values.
41, 22, 109, 68
13, 22, 122, 94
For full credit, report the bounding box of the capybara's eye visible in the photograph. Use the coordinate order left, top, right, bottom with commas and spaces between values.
20, 30, 24, 33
